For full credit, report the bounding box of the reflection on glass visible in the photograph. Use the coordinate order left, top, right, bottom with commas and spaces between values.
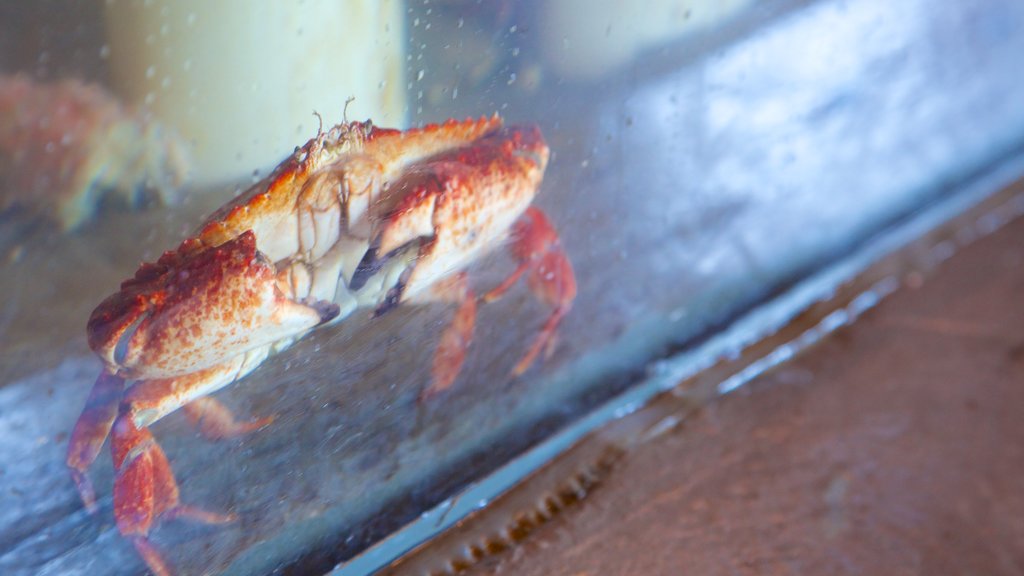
1, 1, 1023, 575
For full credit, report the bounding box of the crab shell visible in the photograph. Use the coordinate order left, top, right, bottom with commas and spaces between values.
86, 116, 550, 381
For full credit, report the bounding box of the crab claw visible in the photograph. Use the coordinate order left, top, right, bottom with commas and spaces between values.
88, 231, 338, 380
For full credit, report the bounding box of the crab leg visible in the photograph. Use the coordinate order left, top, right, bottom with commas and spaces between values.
111, 407, 233, 576
479, 260, 528, 303
110, 359, 271, 575
423, 272, 477, 399
483, 207, 576, 376
182, 397, 275, 440
66, 371, 125, 511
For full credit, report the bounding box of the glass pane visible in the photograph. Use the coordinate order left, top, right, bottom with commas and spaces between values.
2, 1, 1023, 575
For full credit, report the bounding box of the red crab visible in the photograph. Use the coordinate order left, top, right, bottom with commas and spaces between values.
66, 115, 575, 575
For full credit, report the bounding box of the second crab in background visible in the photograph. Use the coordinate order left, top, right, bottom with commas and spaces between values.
0, 75, 188, 230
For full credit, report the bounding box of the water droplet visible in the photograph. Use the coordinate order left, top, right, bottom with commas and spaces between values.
416, 69, 425, 82
186, 13, 197, 26
145, 65, 156, 79
99, 45, 110, 59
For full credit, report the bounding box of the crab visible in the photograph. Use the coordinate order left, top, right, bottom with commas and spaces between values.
0, 75, 188, 230
65, 115, 575, 576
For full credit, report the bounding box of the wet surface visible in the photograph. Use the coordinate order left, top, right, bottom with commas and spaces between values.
471, 194, 1024, 576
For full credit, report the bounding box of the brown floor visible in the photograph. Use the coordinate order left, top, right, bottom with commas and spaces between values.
474, 216, 1024, 575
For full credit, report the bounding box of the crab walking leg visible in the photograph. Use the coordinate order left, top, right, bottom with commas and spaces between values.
483, 207, 577, 376
479, 259, 528, 304
182, 397, 275, 440
111, 408, 233, 576
109, 358, 273, 575
422, 272, 478, 399
67, 330, 300, 513
66, 371, 125, 511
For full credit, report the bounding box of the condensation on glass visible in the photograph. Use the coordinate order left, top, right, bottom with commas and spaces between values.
1, 1, 1023, 575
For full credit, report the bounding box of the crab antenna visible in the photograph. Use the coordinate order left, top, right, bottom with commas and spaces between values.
311, 111, 324, 136
343, 96, 356, 123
